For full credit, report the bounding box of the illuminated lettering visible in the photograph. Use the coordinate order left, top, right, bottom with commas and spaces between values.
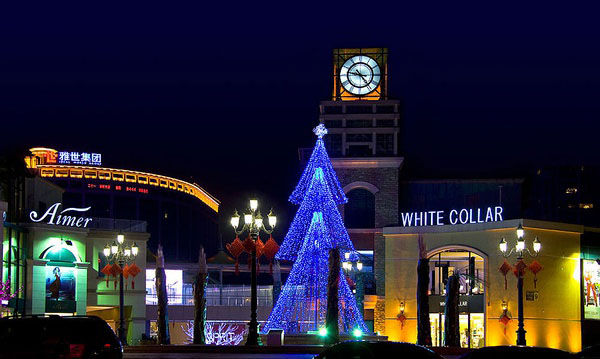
30, 203, 93, 228
449, 210, 458, 225
400, 206, 505, 227
436, 211, 444, 225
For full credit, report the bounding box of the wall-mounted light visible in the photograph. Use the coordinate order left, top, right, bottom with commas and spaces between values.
502, 300, 508, 311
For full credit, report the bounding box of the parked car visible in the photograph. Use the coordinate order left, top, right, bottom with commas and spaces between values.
314, 341, 444, 359
459, 345, 573, 359
0, 315, 123, 359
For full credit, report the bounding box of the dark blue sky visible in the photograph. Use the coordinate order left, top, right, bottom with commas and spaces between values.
1, 3, 599, 228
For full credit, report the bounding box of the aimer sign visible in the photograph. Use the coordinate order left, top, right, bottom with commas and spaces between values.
400, 206, 504, 227
30, 203, 93, 228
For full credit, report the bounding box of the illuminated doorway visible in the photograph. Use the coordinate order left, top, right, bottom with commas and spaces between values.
427, 248, 486, 348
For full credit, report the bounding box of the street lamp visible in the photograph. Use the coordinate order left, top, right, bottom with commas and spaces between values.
231, 199, 276, 346
342, 251, 364, 319
498, 223, 541, 346
104, 232, 138, 346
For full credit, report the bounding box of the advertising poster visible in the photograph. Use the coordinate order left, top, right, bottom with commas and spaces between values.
583, 260, 600, 320
45, 266, 76, 301
145, 269, 183, 305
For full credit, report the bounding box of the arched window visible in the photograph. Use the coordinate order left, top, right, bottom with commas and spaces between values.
344, 188, 375, 228
426, 247, 487, 348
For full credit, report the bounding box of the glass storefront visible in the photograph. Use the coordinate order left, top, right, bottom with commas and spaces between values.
429, 313, 485, 348
428, 248, 486, 348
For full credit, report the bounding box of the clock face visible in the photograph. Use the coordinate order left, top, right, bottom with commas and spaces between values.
339, 55, 381, 95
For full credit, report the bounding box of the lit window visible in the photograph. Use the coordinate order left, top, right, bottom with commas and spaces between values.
565, 188, 578, 194
580, 203, 594, 209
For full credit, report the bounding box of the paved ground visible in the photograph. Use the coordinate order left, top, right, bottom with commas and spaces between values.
125, 354, 314, 359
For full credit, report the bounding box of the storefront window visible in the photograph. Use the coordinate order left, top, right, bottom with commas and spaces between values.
428, 249, 486, 348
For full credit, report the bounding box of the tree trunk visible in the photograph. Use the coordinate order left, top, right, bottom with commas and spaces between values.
417, 257, 432, 346
416, 235, 432, 346
325, 248, 340, 344
193, 247, 208, 344
444, 275, 460, 347
156, 245, 170, 344
272, 261, 282, 304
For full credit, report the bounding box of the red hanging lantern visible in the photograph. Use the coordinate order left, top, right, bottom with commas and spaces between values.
528, 260, 543, 288
226, 236, 244, 275
396, 312, 406, 329
263, 235, 280, 274
513, 259, 527, 278
242, 236, 256, 270
123, 264, 130, 290
255, 237, 265, 273
110, 263, 123, 290
101, 264, 112, 288
128, 262, 141, 289
499, 310, 512, 335
242, 235, 255, 253
499, 260, 512, 290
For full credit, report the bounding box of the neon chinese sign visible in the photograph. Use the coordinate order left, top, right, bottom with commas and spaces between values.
58, 151, 102, 166
30, 203, 93, 228
400, 206, 504, 227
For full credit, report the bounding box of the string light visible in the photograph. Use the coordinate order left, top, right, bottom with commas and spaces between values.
263, 125, 367, 335
288, 133, 347, 206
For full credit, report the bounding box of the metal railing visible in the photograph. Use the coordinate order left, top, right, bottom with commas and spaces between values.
145, 285, 273, 307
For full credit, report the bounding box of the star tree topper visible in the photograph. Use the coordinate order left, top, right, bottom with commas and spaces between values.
313, 124, 328, 138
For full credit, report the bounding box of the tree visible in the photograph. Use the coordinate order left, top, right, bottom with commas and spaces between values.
444, 275, 460, 347
193, 247, 208, 344
416, 235, 432, 346
155, 245, 170, 344
262, 124, 367, 335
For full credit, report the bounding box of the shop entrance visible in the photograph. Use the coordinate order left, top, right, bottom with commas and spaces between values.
429, 312, 485, 348
427, 248, 486, 348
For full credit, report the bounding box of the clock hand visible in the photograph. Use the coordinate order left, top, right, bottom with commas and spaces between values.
353, 71, 368, 85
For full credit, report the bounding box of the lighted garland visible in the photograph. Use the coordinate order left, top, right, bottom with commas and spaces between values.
288, 126, 347, 206
277, 167, 358, 262
263, 211, 367, 334
263, 124, 367, 335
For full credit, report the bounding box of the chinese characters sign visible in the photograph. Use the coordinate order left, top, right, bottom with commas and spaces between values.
57, 151, 102, 166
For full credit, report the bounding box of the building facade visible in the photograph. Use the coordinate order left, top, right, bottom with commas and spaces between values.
382, 219, 584, 352
1, 178, 149, 345
24, 147, 219, 261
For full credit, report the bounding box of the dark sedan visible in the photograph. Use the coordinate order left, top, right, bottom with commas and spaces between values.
0, 315, 123, 359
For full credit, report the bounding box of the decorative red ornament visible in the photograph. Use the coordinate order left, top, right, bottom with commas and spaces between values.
263, 235, 280, 274
499, 310, 512, 335
528, 260, 543, 288
255, 237, 265, 272
396, 312, 406, 329
101, 264, 112, 288
242, 236, 255, 253
110, 263, 123, 290
226, 236, 244, 275
123, 264, 130, 290
128, 263, 141, 289
513, 259, 528, 278
499, 260, 512, 290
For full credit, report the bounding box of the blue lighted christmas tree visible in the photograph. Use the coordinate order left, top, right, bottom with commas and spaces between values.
262, 124, 367, 335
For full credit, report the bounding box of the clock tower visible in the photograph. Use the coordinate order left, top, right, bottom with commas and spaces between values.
320, 47, 403, 335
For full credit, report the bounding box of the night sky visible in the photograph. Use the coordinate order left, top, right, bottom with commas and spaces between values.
1, 3, 599, 233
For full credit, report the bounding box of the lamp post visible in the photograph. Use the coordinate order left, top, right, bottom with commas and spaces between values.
104, 233, 139, 346
231, 199, 276, 346
499, 223, 541, 346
